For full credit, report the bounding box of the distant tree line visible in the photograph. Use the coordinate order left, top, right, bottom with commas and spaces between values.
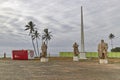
111, 47, 120, 52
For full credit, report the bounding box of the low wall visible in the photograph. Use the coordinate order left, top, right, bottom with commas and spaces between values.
59, 52, 120, 58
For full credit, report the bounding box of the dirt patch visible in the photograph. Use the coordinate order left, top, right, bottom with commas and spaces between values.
0, 58, 120, 80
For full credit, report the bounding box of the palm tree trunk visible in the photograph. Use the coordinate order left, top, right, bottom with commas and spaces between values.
31, 36, 37, 57
46, 40, 48, 46
42, 35, 44, 44
46, 40, 48, 57
36, 38, 40, 56
111, 39, 113, 49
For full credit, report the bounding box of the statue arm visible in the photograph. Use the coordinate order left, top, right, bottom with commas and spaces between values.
98, 44, 100, 51
106, 43, 108, 49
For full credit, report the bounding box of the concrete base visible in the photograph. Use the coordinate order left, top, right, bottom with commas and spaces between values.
40, 57, 48, 62
73, 56, 79, 61
99, 59, 108, 64
79, 52, 87, 59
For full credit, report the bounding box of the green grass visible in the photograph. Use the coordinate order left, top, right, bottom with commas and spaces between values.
108, 52, 120, 58
59, 52, 120, 58
86, 52, 98, 58
60, 52, 73, 57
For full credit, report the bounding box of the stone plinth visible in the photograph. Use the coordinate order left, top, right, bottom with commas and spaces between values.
73, 56, 79, 61
79, 52, 87, 59
99, 59, 108, 64
40, 57, 48, 62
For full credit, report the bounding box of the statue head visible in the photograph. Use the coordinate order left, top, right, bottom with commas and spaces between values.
75, 42, 77, 44
42, 42, 46, 46
42, 42, 45, 44
101, 39, 104, 43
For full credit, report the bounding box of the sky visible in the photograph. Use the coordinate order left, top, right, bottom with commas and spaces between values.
0, 0, 120, 56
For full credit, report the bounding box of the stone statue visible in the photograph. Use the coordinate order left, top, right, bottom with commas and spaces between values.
4, 52, 6, 58
41, 42, 47, 58
73, 42, 79, 56
98, 40, 108, 59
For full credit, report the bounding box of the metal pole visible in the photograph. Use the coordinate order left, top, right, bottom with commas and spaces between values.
80, 6, 86, 59
81, 6, 85, 52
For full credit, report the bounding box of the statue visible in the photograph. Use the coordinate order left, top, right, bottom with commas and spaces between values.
98, 40, 108, 59
73, 42, 79, 56
4, 52, 6, 58
41, 42, 47, 58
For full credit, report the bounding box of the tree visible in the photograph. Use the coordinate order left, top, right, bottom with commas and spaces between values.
25, 21, 37, 56
109, 33, 115, 49
42, 28, 52, 45
32, 30, 40, 56
111, 47, 120, 52
42, 28, 52, 57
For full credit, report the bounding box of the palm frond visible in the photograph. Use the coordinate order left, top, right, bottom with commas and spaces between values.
109, 33, 115, 39
29, 21, 35, 27
31, 35, 35, 40
25, 25, 30, 28
25, 28, 29, 31
44, 28, 48, 33
49, 31, 52, 33
42, 28, 53, 45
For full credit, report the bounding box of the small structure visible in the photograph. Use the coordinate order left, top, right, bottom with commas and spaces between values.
12, 50, 34, 60
73, 42, 79, 61
98, 40, 108, 64
40, 42, 48, 62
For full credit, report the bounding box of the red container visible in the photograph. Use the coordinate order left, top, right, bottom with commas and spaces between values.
12, 50, 28, 60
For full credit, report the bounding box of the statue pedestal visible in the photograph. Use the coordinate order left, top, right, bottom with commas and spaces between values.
73, 56, 79, 61
79, 52, 87, 59
40, 57, 48, 62
99, 59, 108, 64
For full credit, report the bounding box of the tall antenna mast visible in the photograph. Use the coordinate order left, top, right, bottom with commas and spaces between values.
80, 6, 86, 59
81, 6, 85, 52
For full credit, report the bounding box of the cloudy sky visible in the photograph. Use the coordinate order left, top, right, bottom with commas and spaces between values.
0, 0, 120, 56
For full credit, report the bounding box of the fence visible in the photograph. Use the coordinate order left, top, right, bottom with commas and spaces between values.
59, 52, 120, 58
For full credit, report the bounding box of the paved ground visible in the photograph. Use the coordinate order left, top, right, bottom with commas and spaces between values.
0, 58, 120, 80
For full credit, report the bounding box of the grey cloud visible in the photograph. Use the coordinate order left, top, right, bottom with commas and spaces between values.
46, 16, 75, 32
0, 0, 120, 55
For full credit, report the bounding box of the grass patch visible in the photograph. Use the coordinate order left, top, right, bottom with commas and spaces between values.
60, 52, 120, 58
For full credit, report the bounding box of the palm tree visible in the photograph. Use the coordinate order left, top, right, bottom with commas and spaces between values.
42, 28, 52, 45
42, 28, 52, 57
109, 33, 115, 49
32, 30, 40, 56
25, 21, 37, 56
